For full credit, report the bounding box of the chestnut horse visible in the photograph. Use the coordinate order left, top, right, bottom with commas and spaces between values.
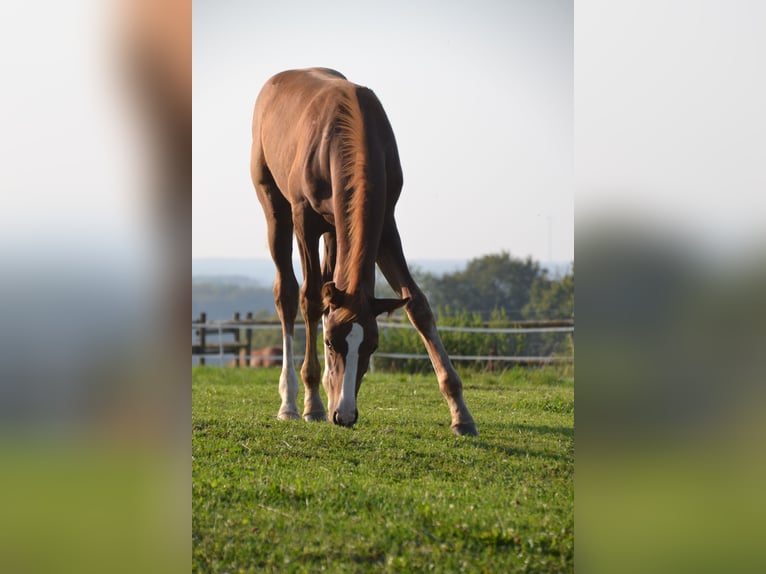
250, 68, 477, 435
226, 345, 283, 368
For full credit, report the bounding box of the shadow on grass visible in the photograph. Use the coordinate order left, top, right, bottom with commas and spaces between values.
514, 423, 574, 439
462, 422, 574, 463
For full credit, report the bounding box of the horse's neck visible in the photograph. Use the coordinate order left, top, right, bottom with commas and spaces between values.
333, 243, 376, 298
330, 88, 385, 299
333, 200, 379, 298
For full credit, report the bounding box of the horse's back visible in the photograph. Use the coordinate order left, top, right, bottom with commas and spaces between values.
252, 68, 402, 211
253, 68, 357, 190
254, 68, 351, 120
271, 67, 346, 83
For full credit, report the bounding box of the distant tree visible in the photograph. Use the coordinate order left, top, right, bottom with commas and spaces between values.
424, 252, 544, 320
373, 253, 575, 368
522, 266, 574, 356
523, 266, 574, 321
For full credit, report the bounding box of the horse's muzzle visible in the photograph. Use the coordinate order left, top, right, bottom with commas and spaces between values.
332, 409, 358, 427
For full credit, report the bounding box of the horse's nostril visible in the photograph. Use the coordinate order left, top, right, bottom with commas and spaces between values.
332, 409, 357, 427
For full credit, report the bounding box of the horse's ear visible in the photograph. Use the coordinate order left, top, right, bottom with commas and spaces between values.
322, 282, 345, 311
372, 297, 409, 317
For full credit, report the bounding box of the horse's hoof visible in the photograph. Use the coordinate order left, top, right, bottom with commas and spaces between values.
451, 422, 479, 437
277, 411, 301, 421
303, 412, 327, 422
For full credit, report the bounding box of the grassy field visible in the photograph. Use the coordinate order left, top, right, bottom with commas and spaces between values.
192, 366, 574, 573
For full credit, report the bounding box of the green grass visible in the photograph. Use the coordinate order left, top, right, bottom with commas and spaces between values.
192, 367, 573, 573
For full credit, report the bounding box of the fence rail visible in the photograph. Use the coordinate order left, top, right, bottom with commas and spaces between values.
192, 313, 573, 367
378, 322, 573, 334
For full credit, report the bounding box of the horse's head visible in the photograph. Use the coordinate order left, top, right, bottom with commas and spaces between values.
321, 282, 407, 427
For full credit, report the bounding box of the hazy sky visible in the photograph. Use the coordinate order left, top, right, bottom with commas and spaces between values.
192, 0, 573, 262
576, 0, 766, 258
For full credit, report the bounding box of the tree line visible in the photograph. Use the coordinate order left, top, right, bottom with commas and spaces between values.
409, 251, 573, 321
375, 251, 573, 370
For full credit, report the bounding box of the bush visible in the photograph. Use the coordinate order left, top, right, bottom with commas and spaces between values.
375, 307, 572, 374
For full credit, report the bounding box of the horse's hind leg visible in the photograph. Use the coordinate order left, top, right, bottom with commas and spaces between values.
256, 184, 301, 421
376, 220, 478, 436
320, 231, 337, 407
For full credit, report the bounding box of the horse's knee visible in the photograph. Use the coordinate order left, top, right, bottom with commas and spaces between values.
438, 372, 464, 396
300, 290, 324, 324
405, 292, 435, 331
274, 276, 299, 316
301, 361, 321, 387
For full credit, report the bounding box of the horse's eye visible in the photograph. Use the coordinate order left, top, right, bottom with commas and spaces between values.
325, 339, 333, 351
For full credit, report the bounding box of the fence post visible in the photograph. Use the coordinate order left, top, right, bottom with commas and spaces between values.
245, 312, 254, 366
198, 312, 207, 366
233, 312, 242, 367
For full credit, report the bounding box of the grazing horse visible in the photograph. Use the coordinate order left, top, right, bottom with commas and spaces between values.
250, 68, 478, 435
226, 345, 283, 368
248, 345, 283, 367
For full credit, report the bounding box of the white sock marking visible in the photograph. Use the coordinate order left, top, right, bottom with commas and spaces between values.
278, 334, 299, 416
337, 322, 363, 416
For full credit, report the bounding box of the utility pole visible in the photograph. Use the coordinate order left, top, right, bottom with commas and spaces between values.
547, 215, 553, 263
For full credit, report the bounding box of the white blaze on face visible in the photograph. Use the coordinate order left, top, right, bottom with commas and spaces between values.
337, 322, 363, 418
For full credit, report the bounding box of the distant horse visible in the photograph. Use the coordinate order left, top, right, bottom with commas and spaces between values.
251, 68, 477, 435
226, 345, 283, 368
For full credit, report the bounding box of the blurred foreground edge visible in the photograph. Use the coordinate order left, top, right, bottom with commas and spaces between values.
0, 1, 190, 573
576, 217, 766, 574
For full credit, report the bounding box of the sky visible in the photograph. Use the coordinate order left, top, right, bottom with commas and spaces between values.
576, 0, 766, 260
192, 0, 573, 263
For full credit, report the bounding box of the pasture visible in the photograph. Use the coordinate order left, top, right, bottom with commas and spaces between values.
192, 367, 574, 572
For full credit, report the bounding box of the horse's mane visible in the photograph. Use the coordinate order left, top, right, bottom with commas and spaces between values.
333, 88, 374, 299
335, 89, 367, 194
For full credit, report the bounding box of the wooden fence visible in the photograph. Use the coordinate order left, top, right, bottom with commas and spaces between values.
192, 313, 574, 368
192, 312, 280, 366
